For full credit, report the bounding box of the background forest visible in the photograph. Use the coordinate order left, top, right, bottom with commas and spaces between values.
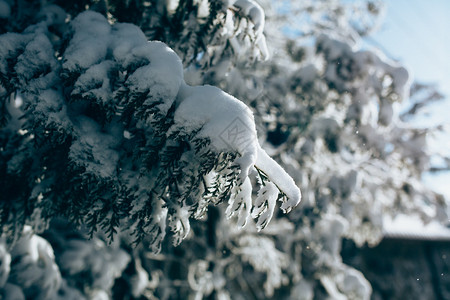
0, 0, 449, 299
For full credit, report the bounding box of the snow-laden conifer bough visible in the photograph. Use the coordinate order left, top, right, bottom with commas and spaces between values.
131, 21, 301, 232
0, 11, 300, 252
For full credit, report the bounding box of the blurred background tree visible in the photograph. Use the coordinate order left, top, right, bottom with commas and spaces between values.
0, 0, 448, 299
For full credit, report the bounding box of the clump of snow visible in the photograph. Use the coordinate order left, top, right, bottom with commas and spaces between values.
125, 41, 184, 116
0, 33, 31, 89
172, 82, 301, 217
58, 237, 130, 292
226, 177, 253, 228
320, 267, 371, 300
63, 11, 111, 72
9, 227, 62, 300
187, 260, 214, 298
235, 235, 289, 296
256, 148, 301, 212
173, 83, 257, 158
212, 0, 269, 62
2, 283, 25, 300
233, 0, 265, 36
109, 23, 147, 63
317, 34, 411, 128
15, 33, 56, 85
33, 88, 71, 132
292, 281, 314, 300
337, 268, 372, 300
130, 258, 149, 298
0, 241, 11, 287
72, 60, 116, 105
69, 116, 119, 178
252, 181, 278, 231
232, 0, 269, 60
37, 4, 67, 26
168, 206, 191, 245
0, 0, 10, 19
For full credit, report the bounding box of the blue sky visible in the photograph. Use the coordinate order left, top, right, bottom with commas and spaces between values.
368, 0, 450, 198
371, 0, 450, 96
369, 0, 450, 126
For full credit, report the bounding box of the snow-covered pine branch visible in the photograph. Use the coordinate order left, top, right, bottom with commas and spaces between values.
0, 11, 300, 252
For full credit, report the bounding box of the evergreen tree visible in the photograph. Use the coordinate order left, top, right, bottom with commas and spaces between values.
0, 0, 448, 299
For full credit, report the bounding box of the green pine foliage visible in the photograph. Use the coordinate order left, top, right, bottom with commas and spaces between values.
0, 2, 279, 253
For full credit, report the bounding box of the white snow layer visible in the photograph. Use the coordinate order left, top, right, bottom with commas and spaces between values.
173, 82, 301, 216
231, 0, 269, 60
383, 214, 450, 240
125, 41, 184, 116
63, 11, 111, 72
252, 182, 278, 231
